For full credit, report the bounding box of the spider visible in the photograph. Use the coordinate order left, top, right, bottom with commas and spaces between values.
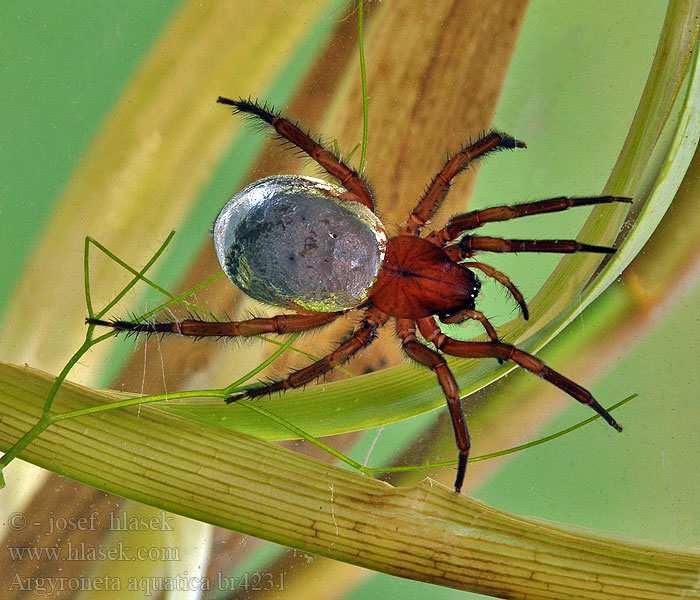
89, 96, 630, 493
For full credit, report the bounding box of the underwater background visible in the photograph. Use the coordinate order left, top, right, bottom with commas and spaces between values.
1, 1, 698, 598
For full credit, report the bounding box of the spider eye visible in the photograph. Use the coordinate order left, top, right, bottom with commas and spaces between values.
469, 275, 481, 301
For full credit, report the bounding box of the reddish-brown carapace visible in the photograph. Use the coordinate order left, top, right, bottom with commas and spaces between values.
88, 97, 630, 493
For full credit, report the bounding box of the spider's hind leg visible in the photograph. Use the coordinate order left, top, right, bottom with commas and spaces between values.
217, 97, 375, 212
86, 311, 342, 339
417, 316, 623, 433
226, 307, 388, 403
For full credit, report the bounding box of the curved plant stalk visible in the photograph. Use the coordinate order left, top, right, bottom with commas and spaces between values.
0, 367, 697, 599
541, 0, 700, 337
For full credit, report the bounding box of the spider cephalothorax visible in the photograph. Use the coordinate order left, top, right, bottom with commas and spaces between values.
89, 97, 630, 492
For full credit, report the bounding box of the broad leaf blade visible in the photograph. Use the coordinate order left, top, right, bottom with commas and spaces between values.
0, 363, 697, 599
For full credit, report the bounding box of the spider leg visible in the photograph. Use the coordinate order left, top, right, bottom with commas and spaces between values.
86, 311, 343, 338
427, 195, 632, 244
438, 308, 503, 364
396, 318, 470, 493
457, 236, 616, 255
226, 307, 388, 402
417, 316, 623, 432
217, 97, 375, 212
442, 248, 529, 320
403, 131, 525, 236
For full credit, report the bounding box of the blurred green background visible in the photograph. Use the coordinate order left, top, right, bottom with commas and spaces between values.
1, 1, 697, 599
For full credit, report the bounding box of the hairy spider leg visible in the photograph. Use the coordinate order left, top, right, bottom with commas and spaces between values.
417, 316, 623, 432
403, 131, 526, 236
217, 97, 375, 211
396, 319, 470, 493
226, 307, 389, 403
86, 311, 343, 338
440, 248, 530, 320
457, 236, 616, 255
428, 195, 632, 245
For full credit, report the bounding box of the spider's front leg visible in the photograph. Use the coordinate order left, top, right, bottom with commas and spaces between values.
417, 316, 623, 432
396, 319, 470, 493
428, 195, 632, 245
403, 131, 526, 236
226, 307, 388, 403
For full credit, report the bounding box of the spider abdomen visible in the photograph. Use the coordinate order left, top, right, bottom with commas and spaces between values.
213, 175, 387, 312
369, 236, 481, 319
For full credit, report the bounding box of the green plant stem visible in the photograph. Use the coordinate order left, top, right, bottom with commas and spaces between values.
239, 401, 367, 472
51, 389, 224, 421
94, 231, 176, 319
236, 393, 636, 476
357, 0, 369, 173
223, 333, 300, 394
83, 237, 94, 318
0, 417, 50, 470
2, 365, 696, 599
367, 394, 638, 473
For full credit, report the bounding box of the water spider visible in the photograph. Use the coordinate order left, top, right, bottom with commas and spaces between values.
88, 97, 630, 492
